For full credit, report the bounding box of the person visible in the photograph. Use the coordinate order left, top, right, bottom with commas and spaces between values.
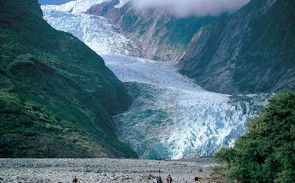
73, 176, 79, 183
157, 176, 163, 183
166, 175, 172, 183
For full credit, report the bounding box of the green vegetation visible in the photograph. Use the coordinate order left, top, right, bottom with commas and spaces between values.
110, 4, 218, 61
249, 0, 295, 55
0, 0, 137, 158
178, 0, 294, 94
163, 16, 216, 46
120, 12, 216, 47
214, 92, 295, 182
236, 0, 295, 93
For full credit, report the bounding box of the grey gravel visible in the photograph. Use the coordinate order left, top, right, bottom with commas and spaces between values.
0, 158, 216, 183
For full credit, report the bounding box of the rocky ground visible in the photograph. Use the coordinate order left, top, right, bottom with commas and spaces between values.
0, 158, 216, 183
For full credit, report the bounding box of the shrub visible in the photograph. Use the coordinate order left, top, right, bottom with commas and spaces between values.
215, 92, 295, 183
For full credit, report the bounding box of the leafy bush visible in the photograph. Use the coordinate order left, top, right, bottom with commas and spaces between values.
215, 92, 295, 183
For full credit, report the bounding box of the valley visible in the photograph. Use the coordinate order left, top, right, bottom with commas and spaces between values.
1, 0, 293, 181
41, 0, 270, 159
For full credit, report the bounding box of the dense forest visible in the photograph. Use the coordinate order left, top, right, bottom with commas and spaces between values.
215, 92, 295, 182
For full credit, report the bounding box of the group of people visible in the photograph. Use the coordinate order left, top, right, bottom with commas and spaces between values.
157, 174, 172, 183
73, 174, 173, 183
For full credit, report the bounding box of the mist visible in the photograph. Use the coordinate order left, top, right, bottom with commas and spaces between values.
131, 0, 251, 17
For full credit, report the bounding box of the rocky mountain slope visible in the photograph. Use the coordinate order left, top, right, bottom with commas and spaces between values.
41, 0, 140, 56
178, 0, 295, 94
41, 0, 271, 159
87, 1, 216, 61
0, 0, 136, 158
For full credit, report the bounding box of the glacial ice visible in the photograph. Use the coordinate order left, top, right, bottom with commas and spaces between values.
41, 1, 270, 159
103, 54, 269, 159
42, 5, 136, 55
42, 0, 107, 14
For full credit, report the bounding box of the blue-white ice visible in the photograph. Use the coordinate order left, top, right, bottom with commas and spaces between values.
103, 54, 269, 159
42, 1, 270, 159
42, 0, 137, 55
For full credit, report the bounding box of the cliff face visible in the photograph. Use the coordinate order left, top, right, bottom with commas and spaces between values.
87, 1, 216, 61
178, 0, 295, 94
0, 0, 136, 158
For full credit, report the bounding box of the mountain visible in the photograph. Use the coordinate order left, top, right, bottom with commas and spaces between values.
87, 0, 217, 61
41, 0, 140, 56
0, 0, 137, 158
41, 0, 271, 159
177, 0, 295, 94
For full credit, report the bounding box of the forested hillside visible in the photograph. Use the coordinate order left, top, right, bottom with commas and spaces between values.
215, 92, 295, 182
0, 0, 136, 158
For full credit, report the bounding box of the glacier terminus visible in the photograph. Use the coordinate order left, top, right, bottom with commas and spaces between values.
41, 0, 271, 159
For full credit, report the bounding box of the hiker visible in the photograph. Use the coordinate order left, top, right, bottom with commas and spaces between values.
166, 175, 172, 183
157, 176, 163, 183
194, 177, 199, 181
73, 176, 79, 183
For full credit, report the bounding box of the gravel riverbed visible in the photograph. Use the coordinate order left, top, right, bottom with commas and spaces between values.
0, 158, 216, 183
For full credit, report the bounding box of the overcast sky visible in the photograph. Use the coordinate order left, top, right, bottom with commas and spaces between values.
38, 0, 71, 5
131, 0, 250, 17
38, 0, 250, 17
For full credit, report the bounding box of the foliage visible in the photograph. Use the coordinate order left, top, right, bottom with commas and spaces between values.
210, 164, 234, 183
0, 0, 136, 158
215, 92, 295, 182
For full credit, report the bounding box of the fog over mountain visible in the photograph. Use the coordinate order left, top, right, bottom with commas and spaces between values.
131, 0, 250, 17
41, 0, 271, 159
38, 0, 71, 5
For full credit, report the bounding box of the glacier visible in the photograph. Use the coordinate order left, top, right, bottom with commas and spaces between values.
43, 0, 110, 14
103, 55, 269, 159
41, 1, 270, 159
42, 0, 138, 55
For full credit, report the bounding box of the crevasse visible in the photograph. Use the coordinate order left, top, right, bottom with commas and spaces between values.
41, 1, 270, 159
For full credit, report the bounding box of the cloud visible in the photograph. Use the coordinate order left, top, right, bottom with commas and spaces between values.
130, 0, 250, 17
38, 0, 71, 5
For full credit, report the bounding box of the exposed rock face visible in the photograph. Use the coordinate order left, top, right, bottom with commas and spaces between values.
178, 0, 295, 94
87, 1, 216, 61
41, 1, 270, 159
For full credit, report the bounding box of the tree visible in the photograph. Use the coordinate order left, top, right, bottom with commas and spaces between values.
215, 92, 295, 183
